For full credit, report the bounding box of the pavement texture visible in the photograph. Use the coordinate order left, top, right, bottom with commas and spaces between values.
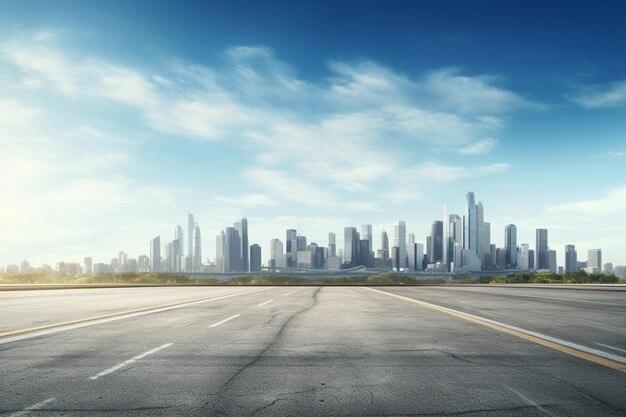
0, 286, 625, 416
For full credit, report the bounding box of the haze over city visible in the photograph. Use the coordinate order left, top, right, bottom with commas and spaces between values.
1, 1, 625, 268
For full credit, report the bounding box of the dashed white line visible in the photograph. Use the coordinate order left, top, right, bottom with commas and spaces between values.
9, 397, 56, 417
257, 300, 274, 307
595, 342, 626, 354
89, 343, 173, 380
209, 314, 241, 328
283, 291, 296, 296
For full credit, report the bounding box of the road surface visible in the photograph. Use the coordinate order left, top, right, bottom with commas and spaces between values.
1, 285, 625, 416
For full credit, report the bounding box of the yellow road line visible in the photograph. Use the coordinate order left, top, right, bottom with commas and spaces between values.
0, 290, 261, 338
365, 287, 626, 373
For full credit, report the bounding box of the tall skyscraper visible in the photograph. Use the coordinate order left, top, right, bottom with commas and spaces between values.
235, 218, 249, 272
328, 232, 336, 257
216, 231, 225, 273
186, 213, 195, 271
476, 201, 491, 267
84, 257, 93, 275
286, 229, 297, 267
150, 235, 161, 272
565, 244, 577, 274
250, 244, 261, 273
394, 221, 407, 269
535, 229, 549, 270
270, 238, 284, 268
504, 225, 517, 268
428, 221, 443, 264
344, 227, 358, 267
588, 249, 602, 272
224, 227, 242, 272
548, 250, 557, 273
464, 192, 477, 252
192, 224, 202, 272
175, 225, 184, 258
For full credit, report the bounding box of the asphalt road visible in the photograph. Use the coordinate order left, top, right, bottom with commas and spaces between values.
1, 286, 625, 416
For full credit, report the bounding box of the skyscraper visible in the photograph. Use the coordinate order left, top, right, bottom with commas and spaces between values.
175, 225, 184, 258
464, 192, 477, 252
565, 244, 577, 274
588, 249, 602, 273
328, 232, 336, 257
216, 231, 225, 273
344, 227, 358, 267
548, 250, 557, 273
224, 227, 242, 272
428, 221, 443, 264
476, 201, 491, 267
250, 244, 261, 273
185, 213, 195, 272
394, 221, 407, 269
504, 225, 517, 268
270, 238, 284, 268
193, 224, 202, 272
535, 229, 549, 270
84, 257, 92, 275
286, 229, 297, 267
150, 235, 161, 272
235, 218, 249, 272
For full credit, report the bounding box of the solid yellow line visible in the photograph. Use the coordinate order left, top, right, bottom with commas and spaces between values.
365, 287, 626, 373
0, 291, 252, 338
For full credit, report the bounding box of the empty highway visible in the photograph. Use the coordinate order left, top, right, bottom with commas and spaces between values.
1, 285, 625, 416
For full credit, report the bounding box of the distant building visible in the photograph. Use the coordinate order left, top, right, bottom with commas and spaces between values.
614, 265, 626, 279
565, 245, 577, 274
394, 221, 407, 269
235, 218, 249, 272
428, 221, 443, 264
548, 250, 557, 273
192, 224, 202, 272
535, 229, 549, 270
84, 257, 93, 275
6, 264, 19, 274
344, 227, 358, 267
250, 244, 262, 273
269, 238, 284, 268
504, 225, 517, 268
328, 232, 336, 258
588, 249, 602, 273
150, 236, 161, 272
19, 259, 31, 272
604, 263, 613, 274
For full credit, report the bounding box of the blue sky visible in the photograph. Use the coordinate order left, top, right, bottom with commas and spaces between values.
1, 1, 625, 267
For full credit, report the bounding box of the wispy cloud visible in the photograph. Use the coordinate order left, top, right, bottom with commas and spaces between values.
591, 150, 624, 159
569, 80, 626, 108
458, 138, 498, 155
546, 186, 626, 217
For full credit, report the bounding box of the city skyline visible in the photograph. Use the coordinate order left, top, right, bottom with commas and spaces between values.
1, 2, 625, 268
4, 191, 622, 277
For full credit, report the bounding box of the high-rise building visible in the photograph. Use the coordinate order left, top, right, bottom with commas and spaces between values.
535, 229, 549, 270
250, 244, 262, 273
604, 263, 613, 274
361, 224, 372, 266
504, 225, 517, 268
517, 244, 530, 269
565, 245, 577, 274
588, 249, 602, 273
269, 238, 284, 268
476, 201, 491, 267
83, 257, 92, 275
150, 235, 161, 272
328, 232, 336, 258
344, 227, 358, 267
216, 231, 225, 273
529, 249, 535, 269
548, 250, 557, 273
464, 192, 478, 252
175, 225, 184, 258
448, 214, 462, 268
193, 224, 202, 272
394, 221, 407, 269
235, 218, 249, 272
379, 230, 389, 261
224, 227, 242, 272
286, 229, 297, 267
428, 221, 443, 264
186, 213, 195, 272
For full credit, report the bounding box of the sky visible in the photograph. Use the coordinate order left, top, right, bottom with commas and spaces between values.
1, 0, 625, 268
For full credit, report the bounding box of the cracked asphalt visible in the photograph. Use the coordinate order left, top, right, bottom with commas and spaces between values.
1, 285, 625, 416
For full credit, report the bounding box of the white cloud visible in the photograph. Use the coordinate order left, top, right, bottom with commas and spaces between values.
592, 150, 624, 159
570, 80, 626, 108
458, 138, 498, 155
214, 194, 280, 207
546, 186, 626, 217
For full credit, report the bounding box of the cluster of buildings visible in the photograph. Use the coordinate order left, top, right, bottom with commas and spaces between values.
4, 192, 624, 278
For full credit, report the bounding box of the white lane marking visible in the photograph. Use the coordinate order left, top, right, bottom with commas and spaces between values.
89, 343, 173, 380
428, 287, 622, 306
257, 300, 274, 307
366, 288, 626, 365
209, 314, 241, 328
0, 288, 270, 345
9, 397, 56, 417
595, 342, 626, 354
505, 386, 557, 417
283, 291, 296, 296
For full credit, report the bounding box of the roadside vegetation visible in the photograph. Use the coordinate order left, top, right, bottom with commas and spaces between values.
1, 270, 623, 286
